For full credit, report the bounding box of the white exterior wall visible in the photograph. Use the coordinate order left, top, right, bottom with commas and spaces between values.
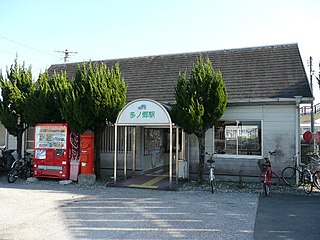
222, 104, 296, 158
188, 104, 297, 177
0, 124, 16, 148
7, 134, 17, 150
0, 124, 6, 146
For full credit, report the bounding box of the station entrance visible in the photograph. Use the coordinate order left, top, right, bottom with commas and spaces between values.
112, 99, 187, 189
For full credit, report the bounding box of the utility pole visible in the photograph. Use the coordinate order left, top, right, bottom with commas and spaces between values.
318, 61, 320, 87
55, 49, 78, 62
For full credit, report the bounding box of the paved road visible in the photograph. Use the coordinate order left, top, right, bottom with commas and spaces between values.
0, 179, 257, 240
254, 193, 320, 240
1, 178, 320, 240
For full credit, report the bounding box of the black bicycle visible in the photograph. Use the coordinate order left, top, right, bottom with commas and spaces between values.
301, 154, 320, 194
8, 155, 32, 183
206, 152, 216, 193
281, 154, 306, 187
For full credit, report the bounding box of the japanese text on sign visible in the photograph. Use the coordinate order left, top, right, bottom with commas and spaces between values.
130, 104, 156, 119
130, 111, 155, 119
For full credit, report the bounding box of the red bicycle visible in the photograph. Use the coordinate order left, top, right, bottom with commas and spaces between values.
257, 151, 280, 196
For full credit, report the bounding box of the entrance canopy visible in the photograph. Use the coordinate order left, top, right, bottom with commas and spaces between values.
116, 98, 172, 126
114, 98, 176, 189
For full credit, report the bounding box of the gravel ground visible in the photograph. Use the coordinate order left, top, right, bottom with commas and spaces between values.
1, 173, 318, 195
178, 179, 320, 195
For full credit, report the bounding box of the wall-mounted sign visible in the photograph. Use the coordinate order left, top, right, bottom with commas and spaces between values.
116, 99, 171, 126
303, 131, 313, 142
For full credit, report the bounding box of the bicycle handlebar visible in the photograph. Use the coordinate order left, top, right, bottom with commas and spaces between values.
206, 152, 216, 163
205, 152, 216, 155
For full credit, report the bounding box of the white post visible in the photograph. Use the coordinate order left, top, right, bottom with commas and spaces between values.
114, 124, 118, 184
295, 96, 302, 185
212, 126, 215, 153
176, 127, 179, 184
236, 121, 239, 155
132, 127, 136, 176
124, 126, 127, 180
169, 124, 173, 189
181, 129, 185, 159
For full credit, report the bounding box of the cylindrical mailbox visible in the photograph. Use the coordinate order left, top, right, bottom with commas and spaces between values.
80, 134, 94, 174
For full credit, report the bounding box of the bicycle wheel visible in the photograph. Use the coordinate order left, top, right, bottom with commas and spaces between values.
302, 170, 313, 194
11, 160, 20, 170
271, 171, 281, 187
261, 171, 270, 197
209, 168, 215, 193
7, 169, 18, 183
313, 171, 320, 190
262, 182, 270, 196
259, 171, 264, 183
282, 167, 301, 186
24, 163, 32, 179
210, 180, 214, 193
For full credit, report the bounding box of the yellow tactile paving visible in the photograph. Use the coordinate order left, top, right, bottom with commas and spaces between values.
129, 176, 166, 189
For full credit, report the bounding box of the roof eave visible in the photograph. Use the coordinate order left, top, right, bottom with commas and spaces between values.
228, 97, 314, 105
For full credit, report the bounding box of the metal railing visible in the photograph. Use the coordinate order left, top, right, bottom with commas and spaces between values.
300, 103, 320, 115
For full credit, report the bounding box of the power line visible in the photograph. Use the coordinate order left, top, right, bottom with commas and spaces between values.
0, 36, 90, 64
0, 35, 59, 59
0, 49, 51, 65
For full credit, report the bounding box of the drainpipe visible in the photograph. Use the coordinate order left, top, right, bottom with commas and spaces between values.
309, 57, 314, 133
295, 96, 302, 185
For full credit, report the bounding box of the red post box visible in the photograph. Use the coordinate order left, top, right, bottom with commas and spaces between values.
80, 134, 94, 175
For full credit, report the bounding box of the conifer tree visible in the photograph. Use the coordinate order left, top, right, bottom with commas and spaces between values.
56, 62, 127, 177
172, 55, 227, 182
0, 60, 34, 158
24, 70, 63, 126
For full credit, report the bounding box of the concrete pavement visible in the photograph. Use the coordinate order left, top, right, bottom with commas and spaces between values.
1, 178, 320, 240
0, 179, 257, 240
254, 193, 320, 239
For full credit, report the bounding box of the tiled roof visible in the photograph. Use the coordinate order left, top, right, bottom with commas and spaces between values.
48, 43, 312, 104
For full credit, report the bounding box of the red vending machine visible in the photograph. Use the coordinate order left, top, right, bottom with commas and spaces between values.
33, 123, 79, 180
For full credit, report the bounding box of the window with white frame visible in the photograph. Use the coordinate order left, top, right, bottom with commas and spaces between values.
214, 120, 261, 156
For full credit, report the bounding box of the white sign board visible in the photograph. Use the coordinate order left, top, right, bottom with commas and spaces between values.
116, 99, 171, 126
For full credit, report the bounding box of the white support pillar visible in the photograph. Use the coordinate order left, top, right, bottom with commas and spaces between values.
114, 124, 118, 184
212, 126, 215, 153
132, 127, 136, 176
169, 124, 173, 189
181, 129, 185, 159
124, 126, 127, 180
176, 127, 179, 184
295, 96, 302, 185
236, 120, 239, 155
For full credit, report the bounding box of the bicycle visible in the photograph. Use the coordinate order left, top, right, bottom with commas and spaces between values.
257, 150, 280, 196
281, 153, 307, 187
206, 152, 216, 193
7, 153, 33, 183
310, 155, 320, 191
301, 154, 320, 194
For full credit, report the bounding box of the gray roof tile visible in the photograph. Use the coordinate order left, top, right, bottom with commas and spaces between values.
48, 43, 312, 104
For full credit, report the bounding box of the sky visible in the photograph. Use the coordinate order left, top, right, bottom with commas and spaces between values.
0, 0, 319, 102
